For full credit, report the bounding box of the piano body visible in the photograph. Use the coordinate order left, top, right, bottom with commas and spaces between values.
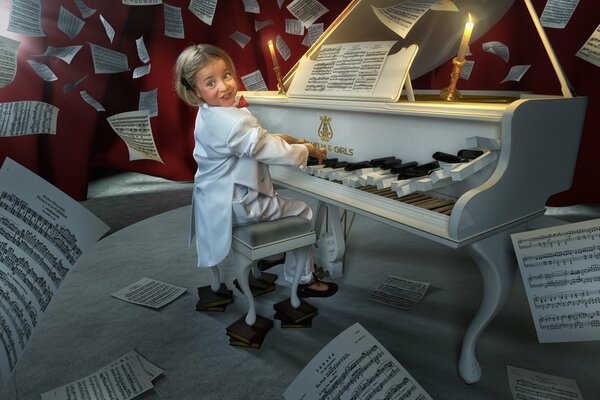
239, 0, 588, 384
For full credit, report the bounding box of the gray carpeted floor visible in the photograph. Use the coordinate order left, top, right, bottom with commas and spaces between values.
2, 172, 599, 400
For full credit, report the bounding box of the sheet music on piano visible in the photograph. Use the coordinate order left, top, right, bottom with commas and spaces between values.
511, 218, 600, 343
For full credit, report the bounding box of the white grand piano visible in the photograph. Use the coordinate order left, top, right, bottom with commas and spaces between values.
239, 0, 587, 384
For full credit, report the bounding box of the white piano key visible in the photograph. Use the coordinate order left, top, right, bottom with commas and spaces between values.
430, 168, 451, 184
323, 167, 348, 180
316, 167, 336, 178
359, 169, 385, 185
307, 164, 325, 175
465, 136, 501, 150
390, 177, 420, 191
451, 150, 498, 181
366, 172, 396, 185
376, 175, 400, 189
329, 170, 353, 181
342, 175, 362, 187
415, 175, 453, 191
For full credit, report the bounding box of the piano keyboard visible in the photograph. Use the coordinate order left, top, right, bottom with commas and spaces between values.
356, 186, 455, 215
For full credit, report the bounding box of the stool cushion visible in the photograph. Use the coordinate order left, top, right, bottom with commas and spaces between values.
233, 216, 312, 248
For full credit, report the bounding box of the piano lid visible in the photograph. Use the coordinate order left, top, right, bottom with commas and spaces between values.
284, 0, 516, 87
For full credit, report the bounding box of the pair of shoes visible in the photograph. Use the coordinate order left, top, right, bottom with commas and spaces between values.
297, 273, 338, 298
257, 255, 286, 271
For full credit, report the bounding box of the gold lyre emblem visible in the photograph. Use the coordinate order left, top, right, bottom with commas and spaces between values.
317, 115, 333, 142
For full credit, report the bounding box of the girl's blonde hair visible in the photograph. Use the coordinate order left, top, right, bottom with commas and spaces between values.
174, 44, 236, 107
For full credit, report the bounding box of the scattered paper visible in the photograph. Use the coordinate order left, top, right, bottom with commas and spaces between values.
500, 64, 530, 83
307, 23, 323, 46
285, 19, 304, 36
99, 14, 115, 43
27, 60, 58, 81
482, 41, 510, 62
136, 36, 150, 63
0, 158, 109, 382
189, 0, 217, 26
58, 5, 85, 39
40, 350, 157, 400
576, 23, 600, 68
277, 0, 284, 9
106, 110, 164, 163
133, 64, 151, 79
122, 0, 164, 5
276, 34, 291, 61
540, 0, 580, 29
39, 45, 83, 64
112, 277, 186, 308
0, 101, 58, 136
460, 60, 475, 80
0, 36, 20, 88
370, 275, 429, 310
507, 365, 583, 400
63, 75, 88, 93
242, 0, 260, 14
286, 0, 329, 29
80, 90, 106, 111
74, 0, 96, 18
255, 19, 274, 32
163, 3, 184, 39
284, 322, 432, 400
241, 70, 268, 91
230, 31, 251, 48
139, 88, 158, 117
431, 0, 458, 12
7, 0, 45, 37
372, 0, 436, 39
89, 43, 129, 74
511, 218, 600, 343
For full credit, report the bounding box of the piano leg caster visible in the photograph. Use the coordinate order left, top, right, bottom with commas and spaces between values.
458, 224, 525, 384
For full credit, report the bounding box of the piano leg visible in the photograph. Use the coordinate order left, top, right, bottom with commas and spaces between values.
312, 201, 346, 279
458, 223, 525, 384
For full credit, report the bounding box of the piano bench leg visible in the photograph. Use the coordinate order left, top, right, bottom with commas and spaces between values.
459, 224, 525, 384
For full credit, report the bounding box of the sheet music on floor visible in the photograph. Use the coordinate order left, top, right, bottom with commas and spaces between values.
510, 218, 600, 343
112, 277, 187, 309
506, 365, 583, 400
369, 275, 429, 310
284, 322, 432, 400
41, 350, 163, 400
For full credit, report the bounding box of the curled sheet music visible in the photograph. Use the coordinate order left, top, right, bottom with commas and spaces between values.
7, 0, 45, 37
0, 101, 58, 136
0, 36, 20, 89
511, 218, 600, 343
286, 0, 329, 29
284, 322, 432, 400
106, 110, 164, 163
241, 70, 268, 91
189, 0, 217, 26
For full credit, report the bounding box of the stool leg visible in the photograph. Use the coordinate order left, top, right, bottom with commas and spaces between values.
232, 251, 256, 326
290, 247, 309, 309
251, 262, 261, 279
210, 266, 221, 292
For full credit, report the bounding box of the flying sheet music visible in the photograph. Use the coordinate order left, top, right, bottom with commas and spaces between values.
89, 43, 129, 74
112, 277, 187, 309
540, 0, 580, 29
100, 14, 115, 43
163, 3, 184, 39
242, 0, 259, 14
307, 22, 324, 46
507, 365, 583, 400
106, 110, 164, 163
0, 36, 20, 89
511, 218, 600, 343
74, 0, 96, 18
576, 24, 600, 68
133, 64, 151, 79
63, 75, 87, 93
27, 60, 58, 81
286, 19, 304, 36
58, 5, 85, 39
500, 64, 531, 83
255, 19, 274, 32
241, 70, 268, 91
139, 88, 158, 117
122, 0, 163, 5
286, 0, 329, 29
189, 0, 217, 26
80, 90, 105, 111
7, 0, 45, 37
276, 34, 291, 61
230, 31, 251, 48
482, 41, 510, 62
372, 0, 436, 39
284, 322, 432, 400
38, 45, 83, 64
460, 60, 475, 80
0, 101, 58, 137
0, 158, 110, 383
136, 36, 150, 63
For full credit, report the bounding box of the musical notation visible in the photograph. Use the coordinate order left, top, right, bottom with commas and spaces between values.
521, 245, 600, 268
527, 264, 600, 289
539, 311, 600, 331
516, 226, 600, 250
533, 289, 600, 310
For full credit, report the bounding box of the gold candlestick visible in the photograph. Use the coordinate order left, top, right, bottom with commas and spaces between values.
273, 65, 285, 94
440, 57, 465, 101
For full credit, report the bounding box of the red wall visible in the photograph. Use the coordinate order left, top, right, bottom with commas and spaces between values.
0, 0, 598, 206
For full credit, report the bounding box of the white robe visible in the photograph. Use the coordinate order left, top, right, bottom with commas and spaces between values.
190, 104, 314, 283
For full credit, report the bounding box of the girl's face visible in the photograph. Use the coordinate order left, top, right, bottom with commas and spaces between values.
193, 58, 238, 107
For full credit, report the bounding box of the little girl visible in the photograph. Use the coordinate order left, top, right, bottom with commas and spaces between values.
174, 44, 337, 298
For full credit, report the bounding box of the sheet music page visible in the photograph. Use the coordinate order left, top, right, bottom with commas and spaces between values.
7, 0, 45, 37
163, 3, 184, 38
136, 36, 150, 63
303, 41, 396, 95
122, 0, 163, 5
106, 110, 164, 163
286, 0, 329, 29
371, 0, 436, 39
242, 0, 260, 14
230, 31, 251, 48
276, 34, 291, 61
189, 0, 217, 26
506, 365, 583, 400
511, 218, 600, 343
80, 90, 106, 111
39, 45, 83, 64
500, 64, 531, 83
255, 19, 274, 32
285, 18, 304, 36
139, 88, 158, 117
58, 5, 85, 40
0, 158, 110, 382
369, 275, 429, 310
112, 277, 187, 309
133, 64, 151, 79
89, 43, 129, 74
74, 0, 96, 18
540, 0, 580, 29
99, 14, 115, 43
482, 41, 510, 62
0, 101, 58, 136
0, 36, 20, 89
284, 322, 432, 400
241, 70, 268, 91
576, 23, 600, 68
27, 60, 58, 81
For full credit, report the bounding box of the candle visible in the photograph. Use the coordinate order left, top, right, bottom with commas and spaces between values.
456, 13, 474, 62
268, 40, 279, 68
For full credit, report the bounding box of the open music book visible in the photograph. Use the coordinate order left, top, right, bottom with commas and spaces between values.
287, 41, 418, 102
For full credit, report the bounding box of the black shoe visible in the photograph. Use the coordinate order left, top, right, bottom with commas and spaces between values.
297, 274, 338, 298
257, 255, 286, 271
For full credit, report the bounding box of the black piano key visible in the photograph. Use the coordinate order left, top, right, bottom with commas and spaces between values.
370, 156, 396, 167
380, 159, 404, 170
457, 149, 484, 160
390, 161, 418, 174
330, 161, 350, 169
307, 156, 320, 166
432, 151, 463, 164
322, 158, 339, 167
344, 161, 373, 171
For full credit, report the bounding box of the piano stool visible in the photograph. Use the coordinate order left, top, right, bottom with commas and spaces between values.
229, 216, 316, 326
